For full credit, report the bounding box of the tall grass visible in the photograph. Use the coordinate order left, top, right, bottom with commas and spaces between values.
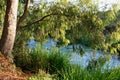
29, 64, 120, 80
13, 45, 120, 80
58, 65, 120, 80
14, 45, 70, 74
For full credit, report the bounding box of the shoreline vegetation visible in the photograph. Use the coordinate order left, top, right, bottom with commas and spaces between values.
13, 45, 120, 80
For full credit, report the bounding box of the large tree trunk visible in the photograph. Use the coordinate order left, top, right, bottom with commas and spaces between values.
0, 0, 18, 57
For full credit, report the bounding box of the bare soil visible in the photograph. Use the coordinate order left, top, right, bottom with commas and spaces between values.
0, 54, 28, 80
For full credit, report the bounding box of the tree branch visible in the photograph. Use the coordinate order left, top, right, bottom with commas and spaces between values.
17, 0, 30, 27
21, 13, 56, 28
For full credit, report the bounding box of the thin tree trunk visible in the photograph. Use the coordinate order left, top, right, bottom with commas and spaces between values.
17, 0, 30, 27
0, 0, 18, 57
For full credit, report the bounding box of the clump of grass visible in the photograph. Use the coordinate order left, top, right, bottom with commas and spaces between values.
14, 45, 70, 74
47, 47, 70, 74
28, 45, 49, 72
57, 64, 120, 80
29, 70, 56, 80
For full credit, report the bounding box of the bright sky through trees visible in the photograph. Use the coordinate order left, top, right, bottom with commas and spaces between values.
98, 0, 120, 11
34, 0, 120, 10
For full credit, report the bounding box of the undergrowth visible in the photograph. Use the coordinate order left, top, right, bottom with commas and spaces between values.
13, 45, 120, 80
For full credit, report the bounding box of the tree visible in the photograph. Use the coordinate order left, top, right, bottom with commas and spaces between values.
0, 0, 18, 58
0, 0, 119, 60
0, 0, 80, 58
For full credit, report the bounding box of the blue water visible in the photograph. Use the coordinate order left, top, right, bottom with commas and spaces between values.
28, 39, 120, 69
28, 39, 36, 49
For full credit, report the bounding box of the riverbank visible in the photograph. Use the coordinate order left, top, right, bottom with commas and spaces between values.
13, 46, 120, 80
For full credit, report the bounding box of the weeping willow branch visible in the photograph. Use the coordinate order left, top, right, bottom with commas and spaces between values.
20, 13, 70, 29
22, 13, 55, 28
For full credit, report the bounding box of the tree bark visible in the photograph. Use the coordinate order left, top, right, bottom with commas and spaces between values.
0, 0, 18, 57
